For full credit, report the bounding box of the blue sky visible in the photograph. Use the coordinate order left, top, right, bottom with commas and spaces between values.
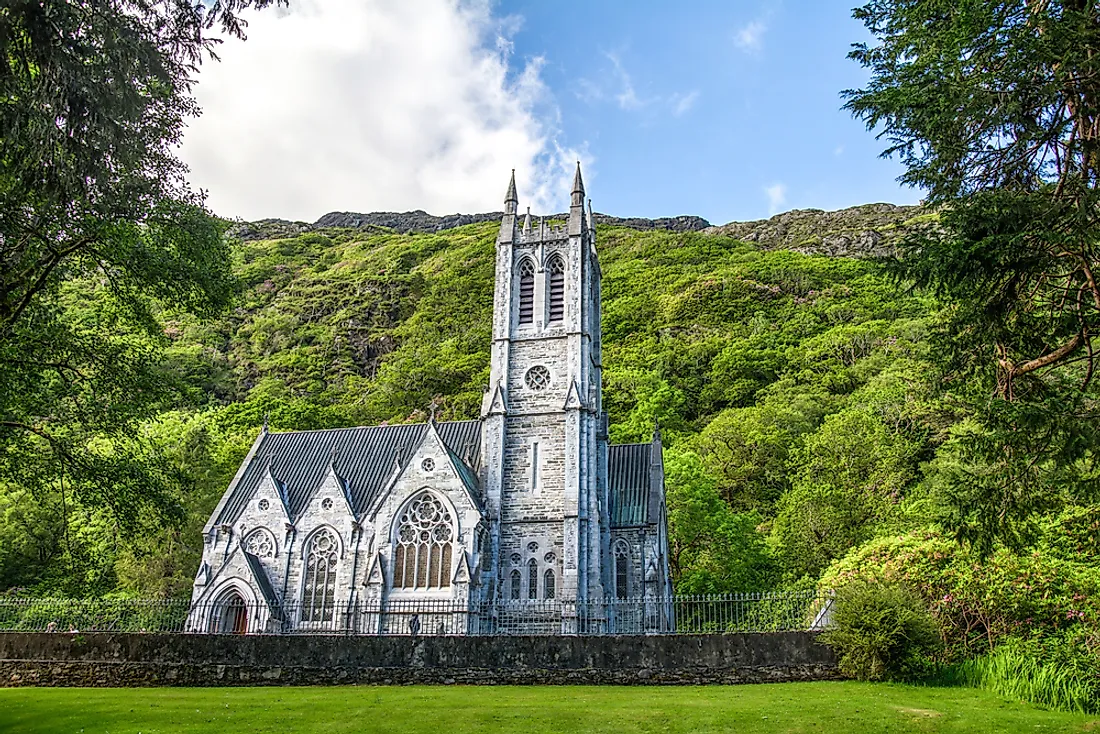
180, 0, 920, 224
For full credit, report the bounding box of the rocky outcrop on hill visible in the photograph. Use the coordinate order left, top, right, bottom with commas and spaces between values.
226, 203, 931, 259
227, 211, 712, 241
707, 203, 926, 258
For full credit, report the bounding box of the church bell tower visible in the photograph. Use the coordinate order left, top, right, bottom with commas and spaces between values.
480, 165, 610, 606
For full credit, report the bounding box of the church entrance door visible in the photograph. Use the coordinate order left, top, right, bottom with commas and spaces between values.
216, 592, 249, 634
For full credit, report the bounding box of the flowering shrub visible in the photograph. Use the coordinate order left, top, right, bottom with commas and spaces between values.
818, 530, 1100, 659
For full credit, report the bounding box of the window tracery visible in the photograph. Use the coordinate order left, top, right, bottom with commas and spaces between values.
524, 365, 550, 390
527, 558, 538, 600
510, 569, 522, 600
614, 540, 630, 600
243, 528, 275, 559
544, 568, 556, 599
393, 492, 453, 590
302, 528, 339, 622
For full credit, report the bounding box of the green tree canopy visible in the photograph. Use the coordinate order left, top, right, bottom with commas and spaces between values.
0, 0, 279, 538
846, 0, 1100, 551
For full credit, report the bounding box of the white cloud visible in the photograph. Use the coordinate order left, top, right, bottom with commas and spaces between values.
179, 0, 579, 221
579, 53, 697, 119
605, 51, 643, 110
670, 91, 700, 117
764, 183, 787, 215
734, 20, 767, 53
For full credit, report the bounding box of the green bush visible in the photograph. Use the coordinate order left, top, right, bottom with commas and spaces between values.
820, 581, 941, 681
818, 530, 1100, 659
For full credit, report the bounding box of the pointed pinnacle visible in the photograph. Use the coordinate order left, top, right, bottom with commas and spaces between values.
572, 161, 585, 195
505, 169, 518, 204
523, 206, 532, 232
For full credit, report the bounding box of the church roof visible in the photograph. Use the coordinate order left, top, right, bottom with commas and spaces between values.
213, 420, 482, 526
242, 551, 285, 621
608, 442, 659, 527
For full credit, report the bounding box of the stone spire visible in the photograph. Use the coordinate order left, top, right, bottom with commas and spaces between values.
523, 206, 532, 234
571, 161, 585, 207
504, 169, 518, 215
587, 199, 595, 233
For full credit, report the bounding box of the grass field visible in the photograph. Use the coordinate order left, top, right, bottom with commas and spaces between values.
0, 683, 1097, 733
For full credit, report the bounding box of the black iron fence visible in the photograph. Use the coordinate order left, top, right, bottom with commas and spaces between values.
0, 592, 832, 636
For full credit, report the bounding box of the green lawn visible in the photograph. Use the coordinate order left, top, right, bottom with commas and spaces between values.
0, 683, 1096, 733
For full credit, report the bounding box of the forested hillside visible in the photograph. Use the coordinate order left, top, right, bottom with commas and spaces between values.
0, 209, 1093, 605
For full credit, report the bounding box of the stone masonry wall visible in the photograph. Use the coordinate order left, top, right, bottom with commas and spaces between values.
0, 632, 838, 687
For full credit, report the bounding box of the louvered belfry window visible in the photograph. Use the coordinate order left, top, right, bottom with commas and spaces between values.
518, 259, 535, 324
302, 528, 339, 622
393, 492, 453, 590
548, 256, 565, 322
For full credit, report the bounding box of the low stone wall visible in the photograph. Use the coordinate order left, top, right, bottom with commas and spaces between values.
0, 632, 838, 687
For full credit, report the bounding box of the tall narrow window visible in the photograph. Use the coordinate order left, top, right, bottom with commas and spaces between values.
528, 558, 539, 600
614, 541, 629, 600
518, 259, 535, 324
393, 492, 453, 589
302, 528, 339, 622
510, 569, 522, 600
530, 442, 539, 492
544, 569, 556, 599
548, 256, 565, 322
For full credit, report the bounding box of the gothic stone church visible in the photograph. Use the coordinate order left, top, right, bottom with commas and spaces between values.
190, 166, 673, 634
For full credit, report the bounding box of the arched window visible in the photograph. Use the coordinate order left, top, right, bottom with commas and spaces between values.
510, 569, 522, 600
527, 558, 539, 600
393, 492, 453, 590
547, 256, 565, 322
302, 528, 339, 622
518, 259, 535, 324
544, 568, 556, 600
614, 541, 630, 600
243, 528, 275, 559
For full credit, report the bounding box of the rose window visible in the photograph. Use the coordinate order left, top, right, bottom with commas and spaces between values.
258, 499, 269, 511
244, 529, 275, 559
421, 458, 435, 472
393, 492, 454, 589
524, 366, 551, 390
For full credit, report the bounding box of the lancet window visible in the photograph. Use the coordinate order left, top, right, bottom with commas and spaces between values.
393, 492, 454, 590
302, 528, 339, 622
614, 540, 630, 600
547, 256, 565, 322
527, 558, 539, 600
518, 259, 535, 325
510, 569, 522, 600
543, 569, 556, 599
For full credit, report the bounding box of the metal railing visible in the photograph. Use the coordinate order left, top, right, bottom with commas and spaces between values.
0, 591, 831, 636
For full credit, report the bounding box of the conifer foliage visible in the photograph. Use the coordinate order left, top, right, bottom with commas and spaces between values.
846, 0, 1100, 552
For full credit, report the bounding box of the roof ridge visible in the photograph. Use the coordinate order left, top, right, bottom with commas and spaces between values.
268, 418, 482, 437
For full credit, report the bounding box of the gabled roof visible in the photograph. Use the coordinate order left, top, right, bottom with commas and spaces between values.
213, 420, 482, 526
609, 442, 656, 527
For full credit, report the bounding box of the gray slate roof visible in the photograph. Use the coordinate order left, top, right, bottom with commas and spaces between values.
242, 551, 284, 620
608, 442, 658, 527
214, 419, 660, 529
215, 420, 482, 525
